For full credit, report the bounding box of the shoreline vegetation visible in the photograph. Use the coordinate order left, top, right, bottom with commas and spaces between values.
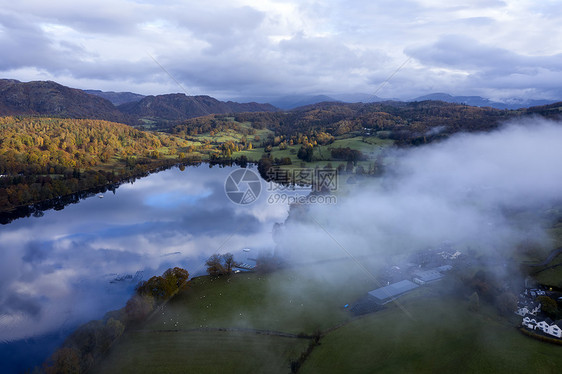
40, 267, 190, 374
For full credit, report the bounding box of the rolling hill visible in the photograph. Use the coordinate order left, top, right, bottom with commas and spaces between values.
117, 93, 277, 124
0, 79, 127, 123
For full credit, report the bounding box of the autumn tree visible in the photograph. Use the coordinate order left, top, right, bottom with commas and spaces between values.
163, 267, 190, 289
205, 254, 226, 276
223, 253, 236, 274
205, 253, 238, 276
44, 347, 81, 374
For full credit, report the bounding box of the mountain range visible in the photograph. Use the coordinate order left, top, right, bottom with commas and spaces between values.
236, 92, 557, 110
0, 79, 560, 125
411, 93, 556, 110
0, 79, 277, 126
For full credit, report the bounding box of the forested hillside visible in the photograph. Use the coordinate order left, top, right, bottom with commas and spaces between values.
174, 100, 516, 147
0, 117, 191, 212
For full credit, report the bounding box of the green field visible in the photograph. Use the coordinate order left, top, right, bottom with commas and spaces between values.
92, 330, 309, 374
93, 260, 376, 373
300, 296, 562, 374
233, 134, 393, 174
143, 261, 375, 334
532, 251, 562, 288
93, 259, 562, 374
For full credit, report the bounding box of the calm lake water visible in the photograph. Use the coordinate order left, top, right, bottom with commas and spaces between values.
0, 165, 290, 373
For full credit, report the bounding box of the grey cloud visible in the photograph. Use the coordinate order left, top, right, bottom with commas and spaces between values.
0, 293, 42, 318
407, 35, 562, 74
0, 14, 75, 72
458, 17, 496, 26
404, 35, 562, 99
0, 1, 561, 105
164, 32, 388, 96
174, 5, 265, 39
6, 1, 148, 35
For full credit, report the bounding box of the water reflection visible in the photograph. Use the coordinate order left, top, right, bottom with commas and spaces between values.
0, 165, 288, 371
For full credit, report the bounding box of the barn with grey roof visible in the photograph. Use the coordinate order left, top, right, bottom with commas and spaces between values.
368, 280, 419, 305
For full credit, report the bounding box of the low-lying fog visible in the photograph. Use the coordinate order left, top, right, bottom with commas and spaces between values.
276, 118, 562, 275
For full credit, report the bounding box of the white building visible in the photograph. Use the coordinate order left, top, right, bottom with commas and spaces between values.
523, 317, 562, 339
515, 303, 541, 317
547, 323, 562, 338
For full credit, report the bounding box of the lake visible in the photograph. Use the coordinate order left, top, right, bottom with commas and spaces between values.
0, 165, 290, 373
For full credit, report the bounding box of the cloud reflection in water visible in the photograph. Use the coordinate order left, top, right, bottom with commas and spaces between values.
0, 166, 287, 344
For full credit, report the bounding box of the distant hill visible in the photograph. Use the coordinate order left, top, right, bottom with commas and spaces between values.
0, 79, 126, 122
412, 93, 556, 110
267, 95, 339, 110
234, 94, 392, 109
523, 101, 562, 118
118, 93, 278, 124
331, 93, 389, 103
84, 89, 145, 106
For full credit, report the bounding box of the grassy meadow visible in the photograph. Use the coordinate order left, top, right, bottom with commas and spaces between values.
92, 257, 562, 374
300, 296, 562, 374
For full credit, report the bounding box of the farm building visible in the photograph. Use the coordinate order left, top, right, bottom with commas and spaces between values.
413, 269, 444, 285
368, 280, 419, 305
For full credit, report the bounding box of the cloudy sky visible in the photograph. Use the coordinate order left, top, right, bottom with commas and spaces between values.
1, 0, 561, 101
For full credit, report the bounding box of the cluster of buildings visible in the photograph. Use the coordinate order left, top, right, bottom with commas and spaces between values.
521, 316, 562, 338
517, 288, 562, 340
349, 246, 461, 315
347, 243, 562, 345
367, 265, 453, 305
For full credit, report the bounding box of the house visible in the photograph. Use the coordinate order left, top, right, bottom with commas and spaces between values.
368, 280, 419, 305
516, 307, 531, 317
547, 322, 562, 338
535, 320, 550, 333
521, 315, 562, 339
525, 288, 546, 298
515, 303, 541, 317
522, 316, 537, 329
